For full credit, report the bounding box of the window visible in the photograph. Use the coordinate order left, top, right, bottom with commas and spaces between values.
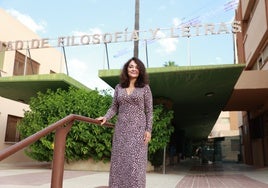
257, 56, 263, 70
231, 139, 240, 151
13, 51, 40, 75
5, 115, 22, 143
256, 44, 268, 70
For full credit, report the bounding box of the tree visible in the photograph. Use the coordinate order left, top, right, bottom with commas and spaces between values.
149, 105, 174, 167
18, 87, 114, 162
18, 87, 174, 166
163, 61, 178, 67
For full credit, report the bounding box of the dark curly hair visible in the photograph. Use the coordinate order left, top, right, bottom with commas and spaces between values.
120, 57, 149, 88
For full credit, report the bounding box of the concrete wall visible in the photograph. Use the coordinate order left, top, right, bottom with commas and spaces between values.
221, 136, 240, 162
0, 8, 64, 76
0, 8, 64, 164
0, 97, 34, 163
209, 112, 240, 138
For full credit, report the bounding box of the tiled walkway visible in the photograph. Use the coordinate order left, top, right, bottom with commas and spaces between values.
175, 162, 268, 188
0, 159, 268, 188
176, 173, 268, 188
0, 170, 92, 186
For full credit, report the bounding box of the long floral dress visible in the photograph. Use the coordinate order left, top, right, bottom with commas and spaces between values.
104, 84, 153, 188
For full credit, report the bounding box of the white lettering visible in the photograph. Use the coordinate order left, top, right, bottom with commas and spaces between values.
0, 21, 242, 51
15, 40, 24, 50
71, 36, 79, 46
58, 37, 65, 47
6, 42, 13, 51
31, 39, 40, 49
205, 24, 216, 35
41, 38, 49, 48
92, 34, 101, 44
149, 28, 160, 40
217, 22, 230, 34
66, 36, 71, 46
170, 27, 179, 38
103, 33, 112, 43
131, 30, 139, 41
232, 21, 242, 33
181, 25, 191, 37
114, 32, 123, 42
124, 28, 128, 42
192, 24, 202, 36
80, 35, 90, 45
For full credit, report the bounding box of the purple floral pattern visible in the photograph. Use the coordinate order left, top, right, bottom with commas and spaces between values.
104, 84, 153, 188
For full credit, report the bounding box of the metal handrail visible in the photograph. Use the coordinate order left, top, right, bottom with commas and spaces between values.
0, 114, 114, 188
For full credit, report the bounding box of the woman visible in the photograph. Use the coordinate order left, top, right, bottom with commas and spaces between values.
97, 57, 153, 188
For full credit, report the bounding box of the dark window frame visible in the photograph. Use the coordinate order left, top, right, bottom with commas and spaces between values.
13, 51, 40, 75
5, 115, 22, 143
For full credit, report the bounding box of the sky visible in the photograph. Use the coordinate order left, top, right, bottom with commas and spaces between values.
0, 0, 238, 91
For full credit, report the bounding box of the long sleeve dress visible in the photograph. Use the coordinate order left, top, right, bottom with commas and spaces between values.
104, 84, 153, 188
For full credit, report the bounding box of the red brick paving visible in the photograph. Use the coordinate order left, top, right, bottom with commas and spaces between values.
190, 164, 223, 172
175, 163, 268, 188
176, 174, 268, 188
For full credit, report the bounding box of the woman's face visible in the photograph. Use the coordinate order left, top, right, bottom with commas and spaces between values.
127, 60, 139, 79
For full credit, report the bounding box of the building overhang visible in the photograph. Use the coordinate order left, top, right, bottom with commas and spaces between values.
224, 70, 268, 111
99, 64, 245, 141
0, 73, 90, 103
0, 65, 255, 142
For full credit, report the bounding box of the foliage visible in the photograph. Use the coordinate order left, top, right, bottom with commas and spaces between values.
148, 105, 174, 166
18, 87, 174, 166
18, 87, 115, 162
163, 61, 178, 67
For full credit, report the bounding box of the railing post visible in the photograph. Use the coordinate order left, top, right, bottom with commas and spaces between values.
0, 114, 114, 187
51, 121, 73, 188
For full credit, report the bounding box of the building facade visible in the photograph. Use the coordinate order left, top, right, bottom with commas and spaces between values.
2, 2, 266, 168
0, 8, 64, 163
208, 111, 242, 162
234, 0, 268, 167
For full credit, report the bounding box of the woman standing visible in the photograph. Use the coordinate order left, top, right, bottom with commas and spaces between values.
97, 57, 153, 188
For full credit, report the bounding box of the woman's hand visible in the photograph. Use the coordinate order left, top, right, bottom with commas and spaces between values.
96, 116, 107, 125
144, 131, 151, 145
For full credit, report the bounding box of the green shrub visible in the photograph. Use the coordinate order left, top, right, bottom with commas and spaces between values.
149, 105, 174, 166
18, 87, 114, 162
18, 87, 174, 165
